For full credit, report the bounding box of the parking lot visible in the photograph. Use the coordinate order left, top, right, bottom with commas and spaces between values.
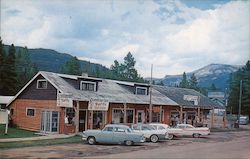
1, 130, 250, 159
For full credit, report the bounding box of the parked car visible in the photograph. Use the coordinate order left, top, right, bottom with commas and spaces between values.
82, 124, 145, 146
175, 124, 210, 138
149, 123, 183, 140
131, 124, 168, 142
239, 116, 249, 125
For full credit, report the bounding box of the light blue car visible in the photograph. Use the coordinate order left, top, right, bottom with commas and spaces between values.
82, 124, 146, 146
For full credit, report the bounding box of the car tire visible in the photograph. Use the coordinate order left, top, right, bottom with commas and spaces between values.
87, 136, 96, 145
124, 140, 133, 146
150, 135, 159, 143
168, 134, 174, 140
192, 133, 200, 138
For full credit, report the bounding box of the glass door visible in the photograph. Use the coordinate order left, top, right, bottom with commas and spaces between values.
41, 111, 59, 133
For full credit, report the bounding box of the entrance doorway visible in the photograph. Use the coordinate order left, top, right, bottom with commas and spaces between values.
137, 110, 145, 123
41, 111, 59, 133
79, 110, 87, 132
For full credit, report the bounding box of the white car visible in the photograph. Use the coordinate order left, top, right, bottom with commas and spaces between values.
149, 123, 183, 140
175, 124, 210, 138
131, 124, 169, 143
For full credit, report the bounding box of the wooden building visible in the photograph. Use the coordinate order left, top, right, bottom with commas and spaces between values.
8, 71, 221, 134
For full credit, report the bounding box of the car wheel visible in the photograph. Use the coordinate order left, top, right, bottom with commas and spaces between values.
124, 140, 133, 146
193, 133, 200, 138
168, 134, 174, 140
87, 136, 96, 145
150, 135, 159, 143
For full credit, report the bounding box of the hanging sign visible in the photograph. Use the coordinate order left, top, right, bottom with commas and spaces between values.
183, 95, 199, 105
57, 93, 73, 108
88, 98, 109, 111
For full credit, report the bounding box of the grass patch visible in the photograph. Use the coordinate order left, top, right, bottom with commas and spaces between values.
0, 135, 82, 149
0, 124, 38, 138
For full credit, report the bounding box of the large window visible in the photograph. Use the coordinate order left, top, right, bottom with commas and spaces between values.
26, 108, 35, 116
65, 108, 75, 124
80, 81, 96, 91
37, 79, 47, 89
112, 109, 134, 124
136, 87, 147, 95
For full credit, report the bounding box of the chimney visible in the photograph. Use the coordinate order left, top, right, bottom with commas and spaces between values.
81, 73, 88, 77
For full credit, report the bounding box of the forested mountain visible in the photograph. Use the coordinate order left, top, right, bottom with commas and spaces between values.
3, 45, 112, 78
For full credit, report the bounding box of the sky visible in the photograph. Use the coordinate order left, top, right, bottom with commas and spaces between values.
1, 0, 249, 78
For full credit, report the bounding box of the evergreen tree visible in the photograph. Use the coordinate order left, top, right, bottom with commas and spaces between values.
228, 61, 250, 116
189, 73, 198, 90
110, 52, 144, 82
210, 83, 217, 91
16, 46, 38, 91
61, 56, 81, 75
0, 38, 7, 94
2, 44, 18, 95
179, 72, 189, 88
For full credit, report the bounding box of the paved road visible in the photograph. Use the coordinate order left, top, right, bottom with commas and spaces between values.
1, 131, 250, 159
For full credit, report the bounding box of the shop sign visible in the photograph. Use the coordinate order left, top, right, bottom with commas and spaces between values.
183, 95, 199, 105
88, 98, 109, 111
153, 107, 161, 113
0, 109, 8, 124
57, 93, 73, 108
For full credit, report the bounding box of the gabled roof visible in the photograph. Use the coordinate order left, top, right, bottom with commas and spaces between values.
154, 86, 223, 109
8, 71, 178, 106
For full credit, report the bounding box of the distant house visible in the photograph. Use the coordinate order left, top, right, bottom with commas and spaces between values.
0, 96, 14, 109
8, 71, 221, 134
208, 91, 226, 115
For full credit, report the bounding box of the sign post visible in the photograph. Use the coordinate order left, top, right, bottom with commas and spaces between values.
0, 109, 9, 134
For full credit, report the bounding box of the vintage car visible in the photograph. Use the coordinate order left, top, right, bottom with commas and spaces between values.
149, 123, 183, 140
131, 124, 168, 143
239, 116, 249, 125
82, 124, 145, 145
175, 124, 210, 138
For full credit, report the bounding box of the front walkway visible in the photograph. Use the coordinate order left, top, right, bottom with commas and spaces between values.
0, 133, 75, 143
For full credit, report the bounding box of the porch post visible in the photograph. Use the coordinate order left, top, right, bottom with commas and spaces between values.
223, 109, 226, 128
180, 106, 183, 124
75, 101, 80, 134
211, 107, 214, 128
90, 110, 93, 129
123, 103, 127, 123
160, 106, 162, 122
198, 107, 201, 123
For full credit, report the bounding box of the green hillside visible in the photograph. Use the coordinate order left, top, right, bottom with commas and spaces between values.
3, 45, 113, 78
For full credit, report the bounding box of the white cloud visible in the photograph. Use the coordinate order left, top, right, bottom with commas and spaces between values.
1, 0, 249, 78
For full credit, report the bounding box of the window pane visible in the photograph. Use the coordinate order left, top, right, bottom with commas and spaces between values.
126, 110, 134, 123
27, 109, 35, 116
137, 88, 146, 95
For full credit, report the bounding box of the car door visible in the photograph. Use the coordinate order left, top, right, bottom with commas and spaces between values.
97, 126, 114, 143
184, 125, 194, 136
113, 127, 127, 143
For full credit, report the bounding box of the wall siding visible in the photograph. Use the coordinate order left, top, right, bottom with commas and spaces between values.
18, 75, 57, 100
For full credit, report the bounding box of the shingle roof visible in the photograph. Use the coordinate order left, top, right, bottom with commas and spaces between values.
154, 86, 223, 109
40, 71, 178, 106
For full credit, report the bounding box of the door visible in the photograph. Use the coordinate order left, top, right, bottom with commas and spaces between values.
137, 110, 145, 123
79, 110, 86, 132
41, 111, 59, 133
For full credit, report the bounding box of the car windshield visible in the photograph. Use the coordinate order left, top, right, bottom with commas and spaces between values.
102, 126, 113, 132
127, 128, 133, 133
142, 125, 155, 130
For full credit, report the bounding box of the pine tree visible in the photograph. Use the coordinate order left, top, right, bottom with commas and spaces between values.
228, 61, 250, 116
189, 73, 198, 90
210, 83, 217, 91
0, 38, 6, 94
16, 46, 38, 91
179, 72, 189, 88
2, 44, 18, 95
61, 56, 81, 75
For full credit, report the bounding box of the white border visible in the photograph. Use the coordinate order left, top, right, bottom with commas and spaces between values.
136, 86, 147, 95
80, 81, 96, 91
36, 79, 48, 89
26, 107, 35, 117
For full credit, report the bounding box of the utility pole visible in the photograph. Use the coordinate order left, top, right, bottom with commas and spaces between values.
149, 64, 153, 123
237, 80, 243, 125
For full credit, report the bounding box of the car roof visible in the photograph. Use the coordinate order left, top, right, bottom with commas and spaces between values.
105, 124, 130, 128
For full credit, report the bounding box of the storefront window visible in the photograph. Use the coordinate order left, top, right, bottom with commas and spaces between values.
186, 112, 196, 125
65, 108, 75, 124
112, 109, 134, 124
93, 111, 105, 129
171, 112, 180, 126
